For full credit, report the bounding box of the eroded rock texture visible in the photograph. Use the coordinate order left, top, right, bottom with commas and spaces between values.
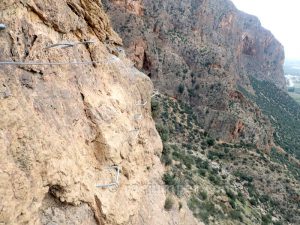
104, 0, 285, 148
0, 1, 200, 225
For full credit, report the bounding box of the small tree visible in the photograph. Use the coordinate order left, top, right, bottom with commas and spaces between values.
207, 138, 215, 146
178, 83, 185, 94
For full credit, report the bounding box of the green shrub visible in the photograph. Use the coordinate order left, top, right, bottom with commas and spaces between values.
234, 171, 253, 182
249, 198, 258, 206
182, 155, 194, 169
229, 199, 236, 209
198, 190, 208, 200
196, 160, 209, 170
163, 172, 182, 196
226, 189, 236, 200
163, 173, 176, 186
189, 197, 220, 224
188, 196, 200, 211
151, 99, 159, 112
208, 150, 225, 160
161, 154, 172, 166
224, 148, 230, 154
208, 174, 221, 185
178, 83, 185, 94
229, 210, 243, 222
259, 194, 271, 203
206, 138, 215, 146
198, 169, 207, 177
247, 184, 258, 198
237, 192, 245, 204
198, 201, 218, 223
161, 143, 172, 165
261, 214, 272, 225
156, 124, 169, 142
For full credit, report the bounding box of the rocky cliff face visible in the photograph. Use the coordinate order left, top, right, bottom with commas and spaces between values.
1, 1, 297, 225
105, 0, 286, 87
0, 1, 201, 225
104, 0, 285, 148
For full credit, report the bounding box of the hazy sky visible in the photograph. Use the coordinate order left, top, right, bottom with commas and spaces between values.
231, 0, 300, 60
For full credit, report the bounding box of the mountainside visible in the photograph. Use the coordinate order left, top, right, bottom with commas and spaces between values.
152, 94, 299, 224
1, 0, 300, 225
104, 0, 286, 148
104, 0, 300, 224
239, 77, 300, 159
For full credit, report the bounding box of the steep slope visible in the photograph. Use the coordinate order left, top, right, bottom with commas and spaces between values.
239, 77, 300, 159
104, 0, 285, 148
152, 95, 300, 225
0, 1, 197, 225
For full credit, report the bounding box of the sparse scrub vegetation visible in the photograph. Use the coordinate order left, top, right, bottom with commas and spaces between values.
239, 77, 300, 159
153, 95, 299, 224
188, 196, 222, 224
229, 209, 243, 222
156, 124, 169, 142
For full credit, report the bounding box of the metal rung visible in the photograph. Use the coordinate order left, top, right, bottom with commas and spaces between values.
136, 101, 147, 106
45, 40, 95, 49
0, 24, 6, 30
129, 128, 140, 139
0, 58, 117, 66
134, 114, 143, 121
129, 128, 140, 133
0, 61, 97, 65
96, 166, 120, 188
151, 89, 160, 98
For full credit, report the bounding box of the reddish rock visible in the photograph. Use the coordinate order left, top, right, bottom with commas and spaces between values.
104, 0, 283, 147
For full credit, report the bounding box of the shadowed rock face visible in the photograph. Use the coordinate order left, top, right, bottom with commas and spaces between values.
104, 0, 285, 147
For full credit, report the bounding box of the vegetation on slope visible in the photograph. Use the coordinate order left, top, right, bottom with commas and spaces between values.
152, 95, 300, 225
288, 92, 300, 104
239, 77, 300, 159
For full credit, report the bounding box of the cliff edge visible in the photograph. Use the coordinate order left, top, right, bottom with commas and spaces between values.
0, 1, 177, 224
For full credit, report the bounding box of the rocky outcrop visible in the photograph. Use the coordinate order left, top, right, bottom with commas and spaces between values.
0, 1, 202, 225
105, 0, 285, 87
104, 0, 285, 147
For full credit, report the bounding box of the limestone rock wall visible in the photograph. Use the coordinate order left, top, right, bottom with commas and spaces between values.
0, 1, 193, 224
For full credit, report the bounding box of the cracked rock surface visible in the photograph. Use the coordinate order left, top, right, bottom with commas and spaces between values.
0, 1, 196, 224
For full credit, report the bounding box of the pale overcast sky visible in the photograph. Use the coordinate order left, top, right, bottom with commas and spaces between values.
231, 0, 300, 60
